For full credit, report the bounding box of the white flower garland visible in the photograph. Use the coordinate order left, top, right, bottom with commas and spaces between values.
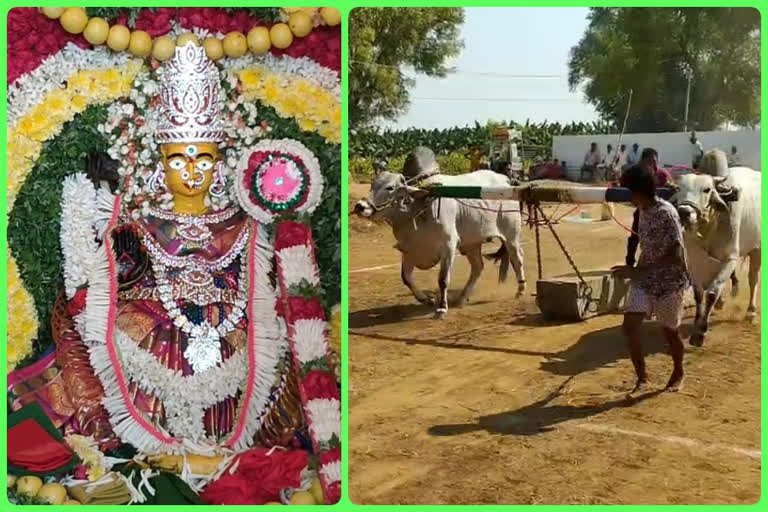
305, 398, 341, 444
60, 173, 99, 299
292, 319, 329, 365
7, 40, 339, 129
226, 225, 290, 452
319, 460, 341, 484
277, 245, 320, 288
222, 54, 340, 102
114, 330, 249, 442
7, 44, 138, 128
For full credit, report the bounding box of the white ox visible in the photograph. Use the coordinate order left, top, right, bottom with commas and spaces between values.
354, 169, 525, 319
673, 163, 760, 346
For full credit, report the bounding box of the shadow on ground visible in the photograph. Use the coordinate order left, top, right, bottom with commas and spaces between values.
428, 376, 664, 437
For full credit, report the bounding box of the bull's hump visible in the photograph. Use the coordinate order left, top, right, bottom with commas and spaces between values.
403, 146, 439, 180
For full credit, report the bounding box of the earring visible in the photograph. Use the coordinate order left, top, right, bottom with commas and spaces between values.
147, 161, 166, 194
209, 162, 227, 198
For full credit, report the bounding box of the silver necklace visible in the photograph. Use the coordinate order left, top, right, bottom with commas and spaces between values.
142, 221, 251, 273
154, 255, 249, 374
148, 207, 239, 244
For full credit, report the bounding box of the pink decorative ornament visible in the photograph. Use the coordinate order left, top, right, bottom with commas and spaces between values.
234, 139, 324, 224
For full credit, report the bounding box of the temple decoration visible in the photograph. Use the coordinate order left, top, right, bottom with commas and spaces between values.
7, 6, 340, 506
41, 7, 341, 60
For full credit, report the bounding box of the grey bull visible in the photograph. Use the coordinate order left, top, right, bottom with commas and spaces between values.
354, 169, 526, 319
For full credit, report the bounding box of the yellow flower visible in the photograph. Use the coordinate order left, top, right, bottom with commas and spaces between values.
7, 254, 38, 371
239, 69, 261, 88
67, 72, 91, 93
72, 94, 88, 110
298, 118, 317, 132
102, 69, 121, 83
106, 81, 123, 98
264, 82, 280, 103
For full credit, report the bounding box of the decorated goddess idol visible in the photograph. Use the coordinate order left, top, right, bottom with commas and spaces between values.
7, 7, 340, 505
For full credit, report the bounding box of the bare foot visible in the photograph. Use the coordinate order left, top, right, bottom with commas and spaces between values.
665, 370, 684, 392
626, 380, 649, 400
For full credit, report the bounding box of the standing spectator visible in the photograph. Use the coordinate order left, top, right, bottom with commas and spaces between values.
728, 145, 741, 167
690, 132, 704, 169
580, 142, 602, 181
626, 143, 641, 167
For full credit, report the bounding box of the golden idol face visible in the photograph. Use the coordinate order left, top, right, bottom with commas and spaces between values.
161, 142, 219, 198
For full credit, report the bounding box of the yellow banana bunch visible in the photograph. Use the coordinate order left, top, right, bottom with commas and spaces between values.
146, 454, 224, 476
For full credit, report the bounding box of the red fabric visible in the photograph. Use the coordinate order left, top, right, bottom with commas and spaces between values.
201, 448, 308, 505
655, 169, 673, 187
67, 288, 87, 316
8, 419, 74, 471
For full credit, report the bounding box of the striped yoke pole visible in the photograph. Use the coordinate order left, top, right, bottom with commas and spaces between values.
424, 185, 676, 204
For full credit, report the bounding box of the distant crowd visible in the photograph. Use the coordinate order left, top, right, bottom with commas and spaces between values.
576, 131, 742, 183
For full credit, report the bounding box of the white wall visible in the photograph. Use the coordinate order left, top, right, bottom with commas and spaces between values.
552, 130, 761, 173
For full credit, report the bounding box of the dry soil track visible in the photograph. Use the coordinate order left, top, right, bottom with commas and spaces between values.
347, 182, 761, 505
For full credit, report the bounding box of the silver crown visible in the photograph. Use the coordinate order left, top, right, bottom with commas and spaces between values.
154, 42, 225, 144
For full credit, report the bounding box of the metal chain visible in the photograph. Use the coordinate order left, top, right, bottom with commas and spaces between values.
533, 202, 599, 315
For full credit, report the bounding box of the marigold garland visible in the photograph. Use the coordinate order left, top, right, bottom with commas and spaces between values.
237, 67, 341, 143
7, 254, 39, 372
8, 62, 142, 211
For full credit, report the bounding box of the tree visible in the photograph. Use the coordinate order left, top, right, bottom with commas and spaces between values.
349, 8, 465, 131
568, 8, 760, 132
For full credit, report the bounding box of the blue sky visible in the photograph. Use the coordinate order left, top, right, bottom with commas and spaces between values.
391, 7, 601, 129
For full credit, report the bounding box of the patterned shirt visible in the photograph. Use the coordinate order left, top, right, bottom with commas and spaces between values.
636, 199, 691, 298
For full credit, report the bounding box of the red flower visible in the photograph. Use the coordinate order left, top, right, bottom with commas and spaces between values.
73, 463, 88, 480
303, 370, 339, 401
325, 481, 341, 504
275, 221, 311, 250
67, 288, 88, 316
134, 7, 173, 38
287, 296, 325, 322
318, 445, 341, 467
7, 7, 85, 85
202, 448, 308, 505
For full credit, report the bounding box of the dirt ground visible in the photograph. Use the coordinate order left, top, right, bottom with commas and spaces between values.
347, 182, 761, 505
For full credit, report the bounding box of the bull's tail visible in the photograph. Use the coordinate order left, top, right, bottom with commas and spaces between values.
484, 243, 510, 283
